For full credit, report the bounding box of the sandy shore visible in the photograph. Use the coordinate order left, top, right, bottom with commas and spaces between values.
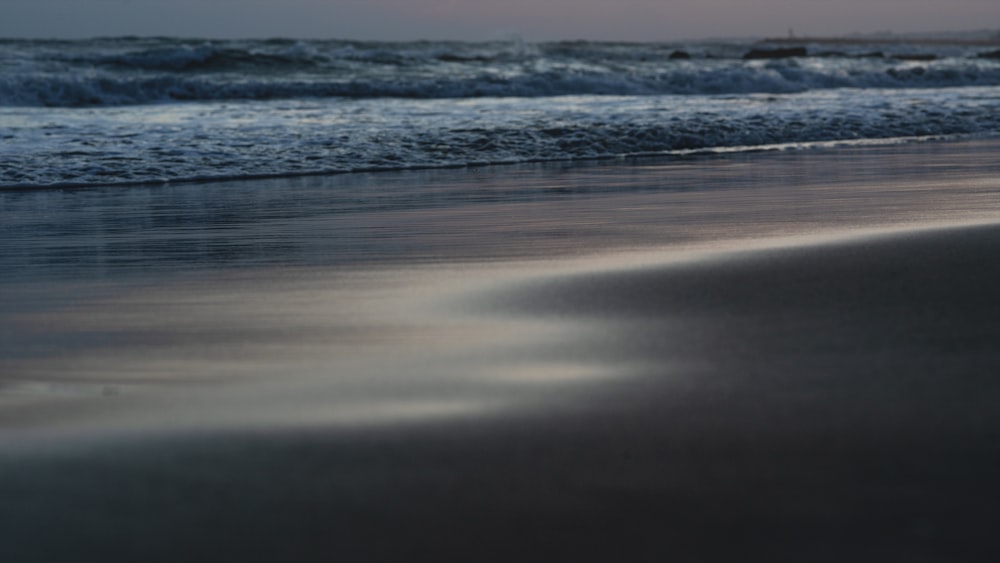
2, 139, 1000, 561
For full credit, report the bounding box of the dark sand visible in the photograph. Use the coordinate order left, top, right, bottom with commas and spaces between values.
2, 139, 1000, 561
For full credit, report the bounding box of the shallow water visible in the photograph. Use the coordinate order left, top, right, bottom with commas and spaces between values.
4, 138, 1000, 284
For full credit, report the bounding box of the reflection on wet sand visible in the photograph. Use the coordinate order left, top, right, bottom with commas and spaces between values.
3, 140, 1000, 561
4, 222, 1000, 562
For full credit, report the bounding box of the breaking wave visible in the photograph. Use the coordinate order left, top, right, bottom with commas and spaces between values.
2, 37, 1000, 107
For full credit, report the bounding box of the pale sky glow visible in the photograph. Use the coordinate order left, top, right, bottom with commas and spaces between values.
2, 0, 998, 41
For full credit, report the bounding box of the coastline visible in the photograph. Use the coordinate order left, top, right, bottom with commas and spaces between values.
762, 36, 1000, 47
3, 138, 1000, 560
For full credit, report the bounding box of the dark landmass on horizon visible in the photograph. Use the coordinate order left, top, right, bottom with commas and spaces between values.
761, 28, 1000, 46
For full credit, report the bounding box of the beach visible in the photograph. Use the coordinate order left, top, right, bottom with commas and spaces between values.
2, 138, 1000, 561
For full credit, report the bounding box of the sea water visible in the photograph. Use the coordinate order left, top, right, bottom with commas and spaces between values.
2, 37, 1000, 188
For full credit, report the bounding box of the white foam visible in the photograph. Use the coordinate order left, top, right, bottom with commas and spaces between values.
3, 38, 1000, 188
2, 38, 1000, 108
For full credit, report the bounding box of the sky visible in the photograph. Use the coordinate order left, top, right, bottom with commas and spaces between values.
2, 0, 998, 41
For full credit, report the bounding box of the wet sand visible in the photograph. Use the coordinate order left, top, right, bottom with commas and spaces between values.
2, 139, 1000, 561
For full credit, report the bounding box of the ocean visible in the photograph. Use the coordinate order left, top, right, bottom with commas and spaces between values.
2, 36, 1000, 189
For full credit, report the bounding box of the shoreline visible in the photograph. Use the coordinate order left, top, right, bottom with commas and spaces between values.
3, 137, 1000, 560
4, 134, 993, 193
4, 137, 1000, 281
762, 36, 1000, 47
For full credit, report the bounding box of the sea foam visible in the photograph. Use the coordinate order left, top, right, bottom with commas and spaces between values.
2, 38, 1000, 188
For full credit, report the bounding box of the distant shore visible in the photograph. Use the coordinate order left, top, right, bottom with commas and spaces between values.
762, 35, 1000, 47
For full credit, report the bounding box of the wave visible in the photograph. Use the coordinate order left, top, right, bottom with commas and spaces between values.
4, 85, 1000, 189
4, 134, 992, 191
83, 44, 332, 72
5, 38, 999, 189
3, 38, 1000, 107
3, 60, 1000, 107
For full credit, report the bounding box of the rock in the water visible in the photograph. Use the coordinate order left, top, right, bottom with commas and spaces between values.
742, 47, 808, 60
